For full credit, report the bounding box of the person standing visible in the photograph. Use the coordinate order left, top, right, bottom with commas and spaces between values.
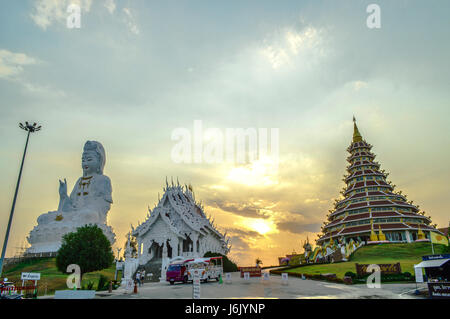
141, 270, 146, 286
135, 271, 141, 287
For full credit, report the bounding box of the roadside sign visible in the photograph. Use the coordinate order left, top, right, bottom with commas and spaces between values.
414, 266, 424, 283
225, 273, 232, 284
281, 273, 288, 285
21, 273, 41, 281
192, 269, 202, 299
125, 279, 133, 293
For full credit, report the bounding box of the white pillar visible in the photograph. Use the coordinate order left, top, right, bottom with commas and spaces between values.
191, 233, 199, 256
405, 231, 412, 243
160, 243, 168, 282
172, 238, 179, 258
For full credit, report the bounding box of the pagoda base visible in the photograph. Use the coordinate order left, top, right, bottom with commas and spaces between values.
366, 240, 390, 245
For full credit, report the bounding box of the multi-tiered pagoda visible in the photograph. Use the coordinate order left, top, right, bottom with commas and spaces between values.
317, 118, 440, 246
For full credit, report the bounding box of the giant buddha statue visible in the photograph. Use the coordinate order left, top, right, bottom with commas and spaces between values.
26, 141, 116, 254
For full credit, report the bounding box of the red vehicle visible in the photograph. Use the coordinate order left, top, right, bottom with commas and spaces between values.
166, 260, 190, 285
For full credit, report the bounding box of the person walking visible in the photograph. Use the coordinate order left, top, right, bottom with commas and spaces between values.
135, 271, 141, 287
141, 270, 146, 286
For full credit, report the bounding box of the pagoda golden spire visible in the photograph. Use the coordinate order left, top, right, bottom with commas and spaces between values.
417, 224, 426, 240
370, 219, 379, 242
378, 225, 386, 241
352, 116, 363, 142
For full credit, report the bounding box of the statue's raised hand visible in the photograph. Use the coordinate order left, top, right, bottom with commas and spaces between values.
59, 178, 68, 198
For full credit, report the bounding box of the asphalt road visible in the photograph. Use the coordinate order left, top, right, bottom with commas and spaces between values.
99, 272, 424, 299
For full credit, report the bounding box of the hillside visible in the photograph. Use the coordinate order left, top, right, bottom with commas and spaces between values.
2, 257, 120, 296
284, 242, 449, 280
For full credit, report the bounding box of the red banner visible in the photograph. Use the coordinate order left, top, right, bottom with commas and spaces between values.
240, 267, 262, 277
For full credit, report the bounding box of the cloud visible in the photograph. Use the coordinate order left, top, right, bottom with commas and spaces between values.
276, 221, 321, 234
123, 8, 140, 35
0, 50, 38, 79
260, 26, 326, 69
21, 82, 66, 98
209, 199, 270, 219
224, 227, 263, 239
30, 0, 93, 30
352, 80, 368, 91
104, 0, 116, 14
229, 236, 250, 251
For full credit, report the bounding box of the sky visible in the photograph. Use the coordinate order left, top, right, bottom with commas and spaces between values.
0, 0, 449, 266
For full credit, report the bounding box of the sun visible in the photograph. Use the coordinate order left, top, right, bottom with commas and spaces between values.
248, 219, 273, 235
226, 157, 279, 187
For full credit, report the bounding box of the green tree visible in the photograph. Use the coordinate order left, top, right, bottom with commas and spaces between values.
255, 258, 262, 267
56, 225, 114, 281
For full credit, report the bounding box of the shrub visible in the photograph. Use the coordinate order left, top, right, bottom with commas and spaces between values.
345, 271, 357, 279
97, 275, 109, 291
82, 281, 94, 290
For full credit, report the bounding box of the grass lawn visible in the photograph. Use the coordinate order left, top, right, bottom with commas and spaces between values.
2, 258, 121, 296
285, 242, 449, 280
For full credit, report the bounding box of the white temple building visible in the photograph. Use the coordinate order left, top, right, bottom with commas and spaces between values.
129, 178, 230, 281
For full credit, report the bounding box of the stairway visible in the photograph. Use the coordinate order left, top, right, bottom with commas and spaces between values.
134, 259, 163, 283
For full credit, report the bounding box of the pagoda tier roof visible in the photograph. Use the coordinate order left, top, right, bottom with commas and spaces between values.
347, 152, 375, 162
347, 140, 372, 152
335, 190, 406, 208
401, 211, 423, 217
343, 213, 370, 222
372, 211, 401, 217
325, 211, 430, 230
347, 160, 380, 167
319, 222, 441, 243
326, 218, 343, 227
369, 200, 392, 205
344, 180, 393, 196
331, 198, 419, 217
344, 170, 385, 183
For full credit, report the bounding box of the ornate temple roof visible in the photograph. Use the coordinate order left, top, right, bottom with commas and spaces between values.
317, 117, 441, 244
132, 178, 229, 247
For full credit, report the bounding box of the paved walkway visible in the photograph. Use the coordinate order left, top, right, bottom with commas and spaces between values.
99, 272, 424, 299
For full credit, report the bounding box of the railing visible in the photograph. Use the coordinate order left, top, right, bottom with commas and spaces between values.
1, 285, 38, 298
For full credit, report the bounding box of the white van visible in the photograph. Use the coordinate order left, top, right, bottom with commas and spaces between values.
186, 257, 223, 283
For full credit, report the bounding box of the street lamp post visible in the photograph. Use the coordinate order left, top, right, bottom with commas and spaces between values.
0, 122, 41, 277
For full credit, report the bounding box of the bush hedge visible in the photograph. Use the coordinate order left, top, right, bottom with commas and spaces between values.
352, 272, 415, 283
270, 269, 415, 285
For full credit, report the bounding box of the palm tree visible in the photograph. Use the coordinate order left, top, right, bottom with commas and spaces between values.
255, 258, 263, 267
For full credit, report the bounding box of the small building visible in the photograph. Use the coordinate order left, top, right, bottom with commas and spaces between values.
415, 254, 450, 299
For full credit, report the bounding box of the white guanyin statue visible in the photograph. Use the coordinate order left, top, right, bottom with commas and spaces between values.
26, 141, 116, 254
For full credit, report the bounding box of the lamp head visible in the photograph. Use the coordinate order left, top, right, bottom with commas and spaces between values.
19, 122, 41, 133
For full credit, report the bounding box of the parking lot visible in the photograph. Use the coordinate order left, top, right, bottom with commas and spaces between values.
100, 272, 423, 299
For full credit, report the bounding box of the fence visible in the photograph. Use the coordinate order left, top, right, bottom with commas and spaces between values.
3, 253, 57, 268
1, 285, 38, 298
